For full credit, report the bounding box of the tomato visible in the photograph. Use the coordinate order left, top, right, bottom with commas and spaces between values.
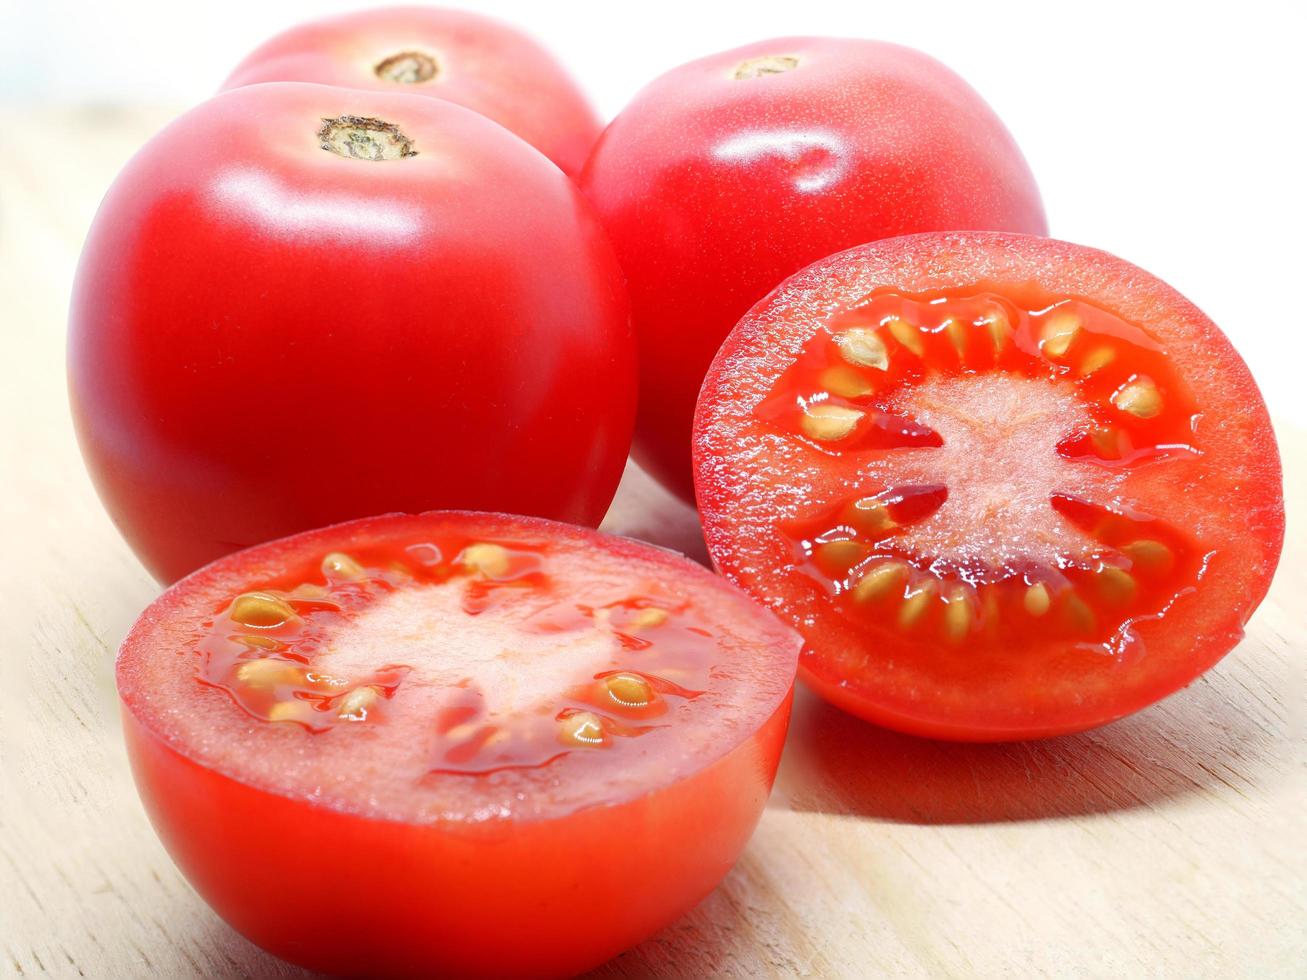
69, 83, 634, 584
693, 232, 1284, 741
222, 7, 601, 176
118, 510, 800, 977
581, 38, 1048, 500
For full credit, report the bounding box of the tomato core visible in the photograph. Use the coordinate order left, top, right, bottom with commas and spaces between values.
374, 51, 439, 84
316, 115, 418, 160
732, 54, 801, 79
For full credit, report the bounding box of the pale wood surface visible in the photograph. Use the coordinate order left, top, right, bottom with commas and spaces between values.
1, 107, 1303, 979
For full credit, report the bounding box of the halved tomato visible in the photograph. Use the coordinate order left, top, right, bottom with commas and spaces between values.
118, 512, 800, 977
694, 232, 1284, 740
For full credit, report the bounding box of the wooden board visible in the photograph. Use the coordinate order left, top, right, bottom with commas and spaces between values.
2, 107, 1302, 979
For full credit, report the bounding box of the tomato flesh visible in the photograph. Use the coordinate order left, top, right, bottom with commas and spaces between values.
222, 7, 602, 175
118, 512, 801, 976
694, 232, 1284, 740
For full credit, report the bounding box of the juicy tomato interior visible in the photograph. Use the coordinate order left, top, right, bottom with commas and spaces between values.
693, 233, 1284, 741
196, 535, 733, 783
757, 290, 1203, 658
122, 517, 798, 820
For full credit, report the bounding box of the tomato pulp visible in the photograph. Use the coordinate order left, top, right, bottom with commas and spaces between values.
70, 83, 634, 583
222, 7, 601, 176
694, 233, 1283, 740
117, 512, 801, 977
581, 37, 1047, 499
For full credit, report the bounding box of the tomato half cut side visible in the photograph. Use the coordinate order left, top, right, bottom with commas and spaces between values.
117, 512, 801, 978
222, 7, 602, 175
694, 232, 1284, 741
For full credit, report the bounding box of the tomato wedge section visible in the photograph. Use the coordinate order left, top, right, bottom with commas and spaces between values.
118, 512, 801, 977
694, 232, 1283, 741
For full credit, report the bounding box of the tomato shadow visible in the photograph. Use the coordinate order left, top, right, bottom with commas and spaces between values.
586, 886, 749, 978
772, 676, 1273, 825
600, 458, 710, 566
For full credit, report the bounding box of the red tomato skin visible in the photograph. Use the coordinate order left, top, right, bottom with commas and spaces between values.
581, 37, 1047, 499
693, 232, 1284, 741
122, 683, 791, 978
222, 6, 601, 176
69, 83, 634, 583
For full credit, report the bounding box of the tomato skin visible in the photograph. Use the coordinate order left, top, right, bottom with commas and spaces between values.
581, 37, 1047, 499
222, 7, 601, 176
70, 83, 634, 583
123, 698, 790, 978
694, 232, 1284, 741
117, 510, 798, 976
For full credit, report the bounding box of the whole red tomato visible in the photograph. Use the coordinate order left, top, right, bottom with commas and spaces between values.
218, 6, 598, 176
222, 7, 601, 176
581, 38, 1048, 499
70, 83, 634, 583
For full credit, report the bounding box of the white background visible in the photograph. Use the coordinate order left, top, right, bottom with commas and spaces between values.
4, 0, 1305, 427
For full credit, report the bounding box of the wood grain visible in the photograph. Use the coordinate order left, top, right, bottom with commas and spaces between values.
1, 107, 1302, 979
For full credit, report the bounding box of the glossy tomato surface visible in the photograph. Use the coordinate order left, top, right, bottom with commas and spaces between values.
222, 6, 601, 176
582, 37, 1047, 499
118, 511, 800, 978
694, 232, 1284, 740
70, 83, 634, 583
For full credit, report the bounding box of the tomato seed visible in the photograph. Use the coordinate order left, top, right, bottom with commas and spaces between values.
850, 496, 896, 535
230, 592, 298, 629
460, 543, 512, 578
604, 673, 654, 708
1080, 347, 1116, 375
321, 552, 366, 580
1040, 311, 1081, 359
886, 316, 925, 357
944, 317, 968, 356
630, 607, 669, 629
800, 403, 864, 442
558, 711, 607, 748
898, 583, 934, 628
814, 540, 868, 573
1112, 377, 1163, 419
1023, 583, 1052, 617
1096, 566, 1138, 604
1122, 539, 1173, 570
982, 309, 1011, 350
820, 364, 874, 398
835, 327, 889, 370
267, 701, 312, 724
1063, 594, 1096, 633
232, 635, 281, 651
337, 686, 380, 721
941, 586, 973, 642
853, 561, 908, 603
235, 658, 303, 688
